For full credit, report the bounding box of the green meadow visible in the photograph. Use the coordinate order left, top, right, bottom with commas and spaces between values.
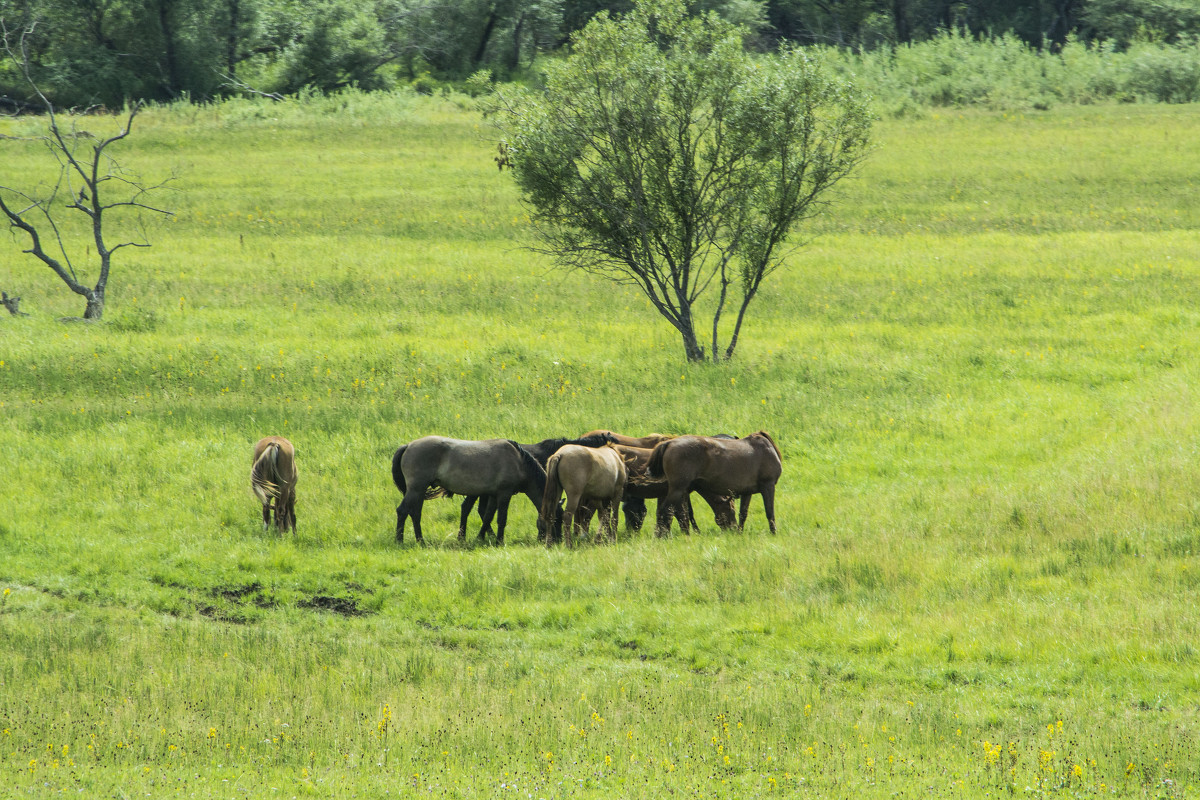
2, 93, 1200, 797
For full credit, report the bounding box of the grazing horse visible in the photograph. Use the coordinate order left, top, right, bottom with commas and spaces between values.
592, 444, 734, 534
392, 436, 548, 545
460, 433, 616, 540
581, 431, 675, 529
251, 436, 297, 533
540, 444, 627, 547
647, 432, 782, 536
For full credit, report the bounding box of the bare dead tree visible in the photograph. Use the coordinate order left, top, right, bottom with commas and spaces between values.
0, 22, 174, 320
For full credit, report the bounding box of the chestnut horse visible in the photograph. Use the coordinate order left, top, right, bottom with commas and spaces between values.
392, 436, 548, 545
251, 436, 297, 533
647, 432, 782, 536
539, 444, 627, 547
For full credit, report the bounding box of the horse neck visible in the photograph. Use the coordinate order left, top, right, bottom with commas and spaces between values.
521, 475, 546, 511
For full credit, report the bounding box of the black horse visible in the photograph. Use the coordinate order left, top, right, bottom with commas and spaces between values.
392, 436, 549, 545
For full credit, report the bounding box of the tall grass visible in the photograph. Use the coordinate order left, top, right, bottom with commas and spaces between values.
1, 94, 1199, 797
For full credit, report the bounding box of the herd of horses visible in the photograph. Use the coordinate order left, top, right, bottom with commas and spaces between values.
251, 430, 783, 546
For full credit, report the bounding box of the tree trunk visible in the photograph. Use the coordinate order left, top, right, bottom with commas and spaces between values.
226, 0, 241, 78
83, 289, 104, 320
677, 312, 706, 362
508, 12, 526, 73
157, 0, 181, 97
473, 9, 500, 68
892, 0, 911, 43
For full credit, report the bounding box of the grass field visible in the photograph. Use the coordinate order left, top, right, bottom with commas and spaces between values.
2, 93, 1200, 797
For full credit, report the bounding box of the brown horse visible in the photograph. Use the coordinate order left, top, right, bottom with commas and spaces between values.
251, 436, 297, 533
647, 432, 782, 536
540, 444, 627, 547
611, 444, 736, 533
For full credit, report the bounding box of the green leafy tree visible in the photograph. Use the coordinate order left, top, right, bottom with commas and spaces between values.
489, 0, 872, 362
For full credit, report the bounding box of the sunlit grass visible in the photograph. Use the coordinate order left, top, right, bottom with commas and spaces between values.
2, 93, 1200, 797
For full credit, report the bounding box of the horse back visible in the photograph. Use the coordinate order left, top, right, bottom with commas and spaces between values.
659, 434, 780, 493
584, 430, 673, 449
554, 444, 626, 498
401, 436, 538, 495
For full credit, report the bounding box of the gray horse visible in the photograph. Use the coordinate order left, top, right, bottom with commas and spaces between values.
392, 436, 548, 545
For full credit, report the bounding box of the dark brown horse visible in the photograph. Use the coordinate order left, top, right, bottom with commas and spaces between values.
611, 444, 736, 533
647, 432, 782, 536
251, 436, 297, 533
539, 444, 627, 547
392, 436, 548, 545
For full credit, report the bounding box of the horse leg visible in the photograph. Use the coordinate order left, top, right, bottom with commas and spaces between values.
654, 499, 673, 538
576, 501, 596, 539
623, 497, 646, 533
493, 496, 512, 546
676, 496, 693, 535
397, 489, 427, 544
600, 501, 618, 544
563, 499, 578, 549
762, 485, 777, 534
262, 501, 271, 529
684, 496, 699, 535
458, 496, 478, 544
284, 492, 296, 533
738, 494, 753, 532
476, 496, 498, 540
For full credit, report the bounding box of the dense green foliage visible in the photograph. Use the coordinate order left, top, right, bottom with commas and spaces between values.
2, 93, 1200, 797
831, 29, 1200, 113
2, 0, 1200, 106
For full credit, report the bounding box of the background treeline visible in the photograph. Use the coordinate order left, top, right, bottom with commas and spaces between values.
1, 0, 1200, 108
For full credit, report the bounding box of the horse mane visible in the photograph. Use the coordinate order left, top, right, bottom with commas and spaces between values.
749, 430, 781, 460
509, 439, 548, 493
525, 433, 615, 463
570, 432, 617, 448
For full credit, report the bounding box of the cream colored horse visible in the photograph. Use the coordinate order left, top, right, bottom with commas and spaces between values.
251, 436, 298, 533
540, 444, 627, 547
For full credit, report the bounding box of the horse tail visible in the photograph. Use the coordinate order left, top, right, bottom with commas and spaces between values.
540, 452, 564, 525
251, 442, 281, 504
391, 445, 408, 493
646, 440, 671, 479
